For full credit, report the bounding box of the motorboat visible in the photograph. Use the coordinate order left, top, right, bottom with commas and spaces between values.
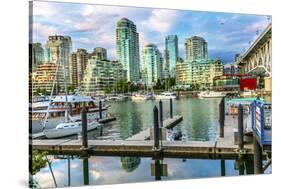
240, 90, 257, 98
154, 92, 177, 100
197, 91, 226, 98
43, 118, 100, 139
106, 94, 128, 101
31, 96, 51, 110
131, 93, 152, 101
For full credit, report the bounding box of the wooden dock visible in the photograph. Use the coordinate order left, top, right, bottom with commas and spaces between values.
31, 115, 259, 159
126, 115, 183, 141
31, 138, 253, 159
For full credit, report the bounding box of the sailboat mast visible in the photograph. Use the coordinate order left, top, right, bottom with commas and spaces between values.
62, 50, 69, 123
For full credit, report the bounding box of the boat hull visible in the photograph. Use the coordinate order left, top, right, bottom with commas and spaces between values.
30, 112, 106, 134
43, 122, 100, 139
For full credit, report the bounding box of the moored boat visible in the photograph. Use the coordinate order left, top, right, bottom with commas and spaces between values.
43, 118, 100, 139
154, 92, 177, 100
198, 91, 226, 98
131, 93, 152, 101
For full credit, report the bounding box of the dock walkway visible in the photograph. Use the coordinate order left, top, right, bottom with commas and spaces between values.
31, 115, 255, 159
126, 115, 183, 141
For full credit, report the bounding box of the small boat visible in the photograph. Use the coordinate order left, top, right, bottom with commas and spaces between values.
154, 92, 177, 100
240, 90, 257, 98
106, 94, 127, 101
43, 118, 100, 139
198, 91, 226, 98
131, 94, 151, 101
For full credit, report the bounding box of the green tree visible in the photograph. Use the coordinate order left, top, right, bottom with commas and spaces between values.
31, 150, 48, 175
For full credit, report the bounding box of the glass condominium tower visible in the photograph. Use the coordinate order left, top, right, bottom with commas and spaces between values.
184, 36, 208, 60
116, 18, 140, 83
164, 35, 179, 78
141, 44, 163, 87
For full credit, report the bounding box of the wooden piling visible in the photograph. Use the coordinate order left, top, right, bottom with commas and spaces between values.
253, 134, 263, 174
153, 106, 160, 149
81, 107, 88, 149
159, 100, 163, 128
238, 104, 244, 150
99, 101, 102, 119
159, 100, 163, 148
219, 98, 225, 137
170, 98, 173, 118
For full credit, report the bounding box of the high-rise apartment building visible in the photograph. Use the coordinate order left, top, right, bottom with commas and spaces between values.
141, 44, 163, 87
90, 47, 107, 60
184, 36, 208, 60
69, 49, 89, 89
164, 35, 179, 78
30, 43, 44, 72
116, 18, 140, 83
175, 59, 223, 88
31, 63, 65, 95
45, 35, 72, 84
81, 59, 127, 95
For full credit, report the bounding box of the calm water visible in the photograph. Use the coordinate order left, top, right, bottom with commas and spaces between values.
32, 97, 271, 188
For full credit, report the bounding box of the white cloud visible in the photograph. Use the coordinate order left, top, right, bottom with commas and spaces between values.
142, 9, 179, 33
74, 22, 97, 32
32, 1, 57, 17
33, 23, 58, 39
138, 31, 149, 47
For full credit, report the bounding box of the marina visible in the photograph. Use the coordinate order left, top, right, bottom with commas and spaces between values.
30, 96, 272, 188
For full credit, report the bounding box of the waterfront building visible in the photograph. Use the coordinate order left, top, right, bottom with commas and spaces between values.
224, 63, 238, 75
69, 49, 89, 89
31, 63, 65, 95
116, 18, 140, 83
141, 44, 163, 87
175, 59, 223, 89
184, 36, 208, 60
90, 47, 107, 60
81, 59, 127, 95
30, 43, 44, 72
44, 35, 72, 84
164, 35, 179, 78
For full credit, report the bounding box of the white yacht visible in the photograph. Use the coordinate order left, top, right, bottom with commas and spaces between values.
154, 92, 177, 100
30, 94, 109, 133
106, 94, 128, 101
131, 93, 152, 101
31, 96, 51, 110
43, 118, 100, 139
198, 91, 226, 98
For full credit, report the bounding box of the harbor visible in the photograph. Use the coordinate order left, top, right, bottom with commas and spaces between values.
30, 96, 272, 188
23, 2, 276, 188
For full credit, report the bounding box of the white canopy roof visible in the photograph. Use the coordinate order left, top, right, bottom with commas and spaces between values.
51, 95, 94, 103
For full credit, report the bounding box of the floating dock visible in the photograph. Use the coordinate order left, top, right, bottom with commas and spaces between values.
31, 138, 253, 159
126, 115, 183, 141
31, 115, 261, 159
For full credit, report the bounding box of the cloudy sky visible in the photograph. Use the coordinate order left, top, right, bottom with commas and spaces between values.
31, 1, 271, 63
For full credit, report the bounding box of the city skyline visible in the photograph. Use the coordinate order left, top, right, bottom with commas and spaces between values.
32, 1, 270, 64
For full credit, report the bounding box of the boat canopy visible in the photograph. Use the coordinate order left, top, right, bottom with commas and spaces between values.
51, 95, 94, 103
226, 97, 264, 105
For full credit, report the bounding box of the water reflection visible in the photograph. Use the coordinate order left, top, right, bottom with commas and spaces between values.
121, 157, 141, 172
33, 154, 253, 188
